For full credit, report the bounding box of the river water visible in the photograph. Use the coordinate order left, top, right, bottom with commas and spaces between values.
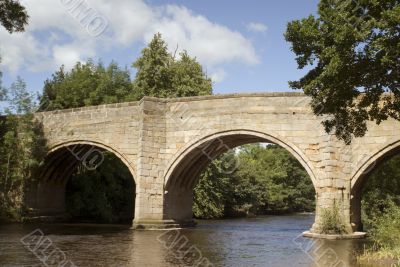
0, 214, 369, 267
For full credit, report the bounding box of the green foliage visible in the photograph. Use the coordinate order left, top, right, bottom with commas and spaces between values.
360, 153, 400, 263
133, 33, 212, 98
285, 0, 400, 144
193, 154, 233, 219
193, 144, 316, 219
369, 200, 400, 250
65, 153, 135, 223
320, 202, 346, 234
0, 63, 5, 103
0, 77, 47, 221
0, 0, 29, 33
362, 154, 400, 227
39, 61, 135, 111
358, 200, 400, 264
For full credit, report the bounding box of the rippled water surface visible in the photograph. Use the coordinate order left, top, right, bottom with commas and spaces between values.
0, 214, 368, 266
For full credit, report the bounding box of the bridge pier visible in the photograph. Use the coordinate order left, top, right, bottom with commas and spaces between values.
132, 186, 196, 229
304, 185, 366, 239
310, 187, 353, 234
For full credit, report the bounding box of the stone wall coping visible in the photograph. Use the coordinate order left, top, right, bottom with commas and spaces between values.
36, 101, 140, 115
143, 92, 306, 103
36, 92, 306, 115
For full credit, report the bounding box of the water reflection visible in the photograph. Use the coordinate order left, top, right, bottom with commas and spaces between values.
0, 214, 368, 267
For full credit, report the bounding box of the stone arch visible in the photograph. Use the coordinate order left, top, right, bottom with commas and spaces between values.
28, 140, 136, 219
164, 129, 317, 189
47, 140, 136, 182
351, 140, 400, 192
350, 139, 400, 231
162, 129, 317, 224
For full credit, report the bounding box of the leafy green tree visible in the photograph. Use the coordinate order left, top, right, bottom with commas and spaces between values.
235, 144, 315, 214
66, 153, 135, 223
132, 33, 173, 98
170, 51, 212, 97
39, 60, 134, 111
0, 77, 47, 221
193, 144, 315, 219
0, 64, 5, 104
0, 0, 28, 33
359, 154, 400, 263
133, 33, 212, 98
362, 154, 400, 226
193, 156, 233, 219
285, 0, 400, 143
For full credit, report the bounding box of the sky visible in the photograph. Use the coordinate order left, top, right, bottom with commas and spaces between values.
0, 0, 319, 96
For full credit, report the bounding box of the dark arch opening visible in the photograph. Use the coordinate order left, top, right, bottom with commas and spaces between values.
163, 132, 316, 225
350, 144, 400, 232
27, 144, 135, 224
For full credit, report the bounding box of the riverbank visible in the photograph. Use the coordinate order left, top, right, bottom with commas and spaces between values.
194, 210, 315, 220
357, 200, 400, 266
358, 248, 400, 267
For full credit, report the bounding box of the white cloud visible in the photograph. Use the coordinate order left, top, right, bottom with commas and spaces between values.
209, 68, 227, 83
53, 45, 84, 69
247, 22, 268, 33
147, 5, 259, 66
0, 0, 259, 83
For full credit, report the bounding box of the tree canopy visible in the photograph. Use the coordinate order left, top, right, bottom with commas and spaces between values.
193, 144, 315, 218
133, 33, 212, 98
0, 77, 47, 221
285, 0, 400, 143
0, 0, 28, 33
39, 61, 135, 111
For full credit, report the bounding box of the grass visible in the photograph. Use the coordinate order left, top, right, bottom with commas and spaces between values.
358, 200, 400, 266
357, 246, 400, 267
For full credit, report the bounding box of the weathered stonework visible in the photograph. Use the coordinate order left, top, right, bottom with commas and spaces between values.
26, 93, 400, 235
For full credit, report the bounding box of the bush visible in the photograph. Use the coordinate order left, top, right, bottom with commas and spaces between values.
369, 201, 400, 250
320, 202, 346, 234
358, 200, 400, 265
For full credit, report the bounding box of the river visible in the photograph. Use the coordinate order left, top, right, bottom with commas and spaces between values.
0, 214, 369, 267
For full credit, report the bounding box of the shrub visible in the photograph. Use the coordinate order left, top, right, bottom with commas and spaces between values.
320, 202, 346, 234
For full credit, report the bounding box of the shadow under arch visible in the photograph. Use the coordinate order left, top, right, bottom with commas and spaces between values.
48, 140, 137, 182
162, 129, 317, 224
350, 139, 400, 231
27, 140, 136, 222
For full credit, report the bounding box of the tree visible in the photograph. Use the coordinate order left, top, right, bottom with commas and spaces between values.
0, 0, 28, 33
39, 61, 134, 111
133, 33, 212, 98
193, 144, 316, 219
193, 155, 233, 219
0, 63, 5, 105
66, 153, 135, 223
285, 0, 400, 143
362, 154, 400, 225
170, 51, 212, 97
0, 77, 47, 221
132, 33, 173, 98
8, 77, 33, 114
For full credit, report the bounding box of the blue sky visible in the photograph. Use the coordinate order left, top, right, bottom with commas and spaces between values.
0, 0, 319, 96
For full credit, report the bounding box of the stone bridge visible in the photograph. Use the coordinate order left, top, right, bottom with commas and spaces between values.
26, 93, 400, 235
